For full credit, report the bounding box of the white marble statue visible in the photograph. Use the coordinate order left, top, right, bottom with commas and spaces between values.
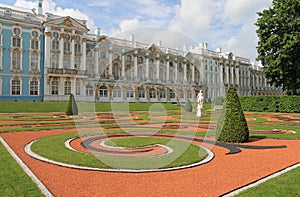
196, 90, 204, 117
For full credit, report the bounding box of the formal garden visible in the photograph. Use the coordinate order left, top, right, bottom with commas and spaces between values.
0, 90, 299, 196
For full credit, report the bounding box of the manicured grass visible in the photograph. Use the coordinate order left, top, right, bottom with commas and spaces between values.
0, 102, 181, 113
236, 166, 300, 196
30, 131, 208, 170
0, 142, 43, 196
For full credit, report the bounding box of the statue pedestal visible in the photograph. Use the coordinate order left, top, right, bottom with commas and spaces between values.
196, 104, 202, 117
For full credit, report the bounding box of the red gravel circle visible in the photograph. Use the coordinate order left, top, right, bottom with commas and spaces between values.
1, 129, 299, 196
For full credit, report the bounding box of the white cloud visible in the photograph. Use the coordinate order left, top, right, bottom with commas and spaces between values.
14, 0, 96, 32
119, 18, 140, 32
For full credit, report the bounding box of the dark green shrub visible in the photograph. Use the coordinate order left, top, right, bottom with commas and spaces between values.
215, 87, 249, 143
239, 96, 300, 113
65, 94, 78, 116
185, 99, 193, 112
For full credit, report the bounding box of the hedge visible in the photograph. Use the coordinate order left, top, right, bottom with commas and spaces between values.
215, 96, 300, 113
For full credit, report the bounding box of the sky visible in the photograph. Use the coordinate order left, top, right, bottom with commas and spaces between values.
1, 0, 273, 63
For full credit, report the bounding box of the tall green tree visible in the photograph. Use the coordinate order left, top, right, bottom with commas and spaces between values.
256, 0, 300, 95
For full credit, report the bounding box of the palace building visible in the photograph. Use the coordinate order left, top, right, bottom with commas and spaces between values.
0, 1, 282, 103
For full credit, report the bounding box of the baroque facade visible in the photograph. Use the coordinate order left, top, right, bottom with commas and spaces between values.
0, 2, 282, 102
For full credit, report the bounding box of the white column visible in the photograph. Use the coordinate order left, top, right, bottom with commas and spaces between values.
166, 60, 170, 82
231, 65, 234, 85
82, 39, 86, 71
220, 63, 224, 95
121, 52, 125, 79
44, 28, 51, 68
59, 77, 64, 95
59, 34, 64, 69
108, 50, 113, 78
226, 62, 229, 84
183, 63, 187, 83
95, 48, 99, 75
174, 61, 178, 83
145, 56, 149, 81
134, 55, 138, 79
192, 65, 195, 83
70, 38, 75, 69
156, 57, 160, 81
236, 65, 240, 86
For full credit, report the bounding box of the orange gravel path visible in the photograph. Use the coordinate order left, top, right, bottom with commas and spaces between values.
1, 129, 300, 196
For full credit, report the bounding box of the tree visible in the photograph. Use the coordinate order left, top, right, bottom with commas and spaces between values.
185, 99, 193, 112
215, 87, 249, 143
65, 94, 78, 116
256, 0, 300, 95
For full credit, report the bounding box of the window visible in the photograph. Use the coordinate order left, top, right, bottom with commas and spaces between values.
65, 34, 70, 40
100, 51, 106, 59
86, 85, 93, 96
187, 90, 192, 99
31, 40, 39, 50
126, 87, 134, 98
64, 81, 71, 95
29, 80, 38, 95
76, 80, 81, 95
138, 87, 145, 98
12, 37, 21, 47
53, 32, 59, 38
12, 50, 21, 69
99, 86, 108, 98
126, 55, 132, 62
160, 88, 166, 98
51, 54, 59, 68
113, 86, 121, 97
170, 89, 175, 99
149, 67, 154, 81
64, 42, 70, 52
11, 79, 21, 95
125, 65, 132, 79
113, 53, 120, 60
159, 68, 165, 82
30, 53, 39, 71
138, 66, 143, 80
149, 88, 156, 98
179, 90, 184, 99
112, 63, 119, 80
75, 44, 81, 54
13, 27, 21, 35
63, 55, 70, 69
74, 57, 81, 69
51, 80, 59, 95
31, 31, 38, 38
52, 40, 59, 50
138, 56, 143, 64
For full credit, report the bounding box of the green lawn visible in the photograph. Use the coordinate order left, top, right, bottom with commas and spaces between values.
0, 142, 43, 197
236, 166, 300, 196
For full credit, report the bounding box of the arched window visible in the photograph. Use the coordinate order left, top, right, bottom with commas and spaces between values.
113, 86, 121, 98
179, 90, 184, 99
125, 65, 132, 79
86, 85, 93, 96
137, 65, 144, 80
138, 87, 145, 98
30, 52, 39, 71
51, 40, 59, 50
112, 63, 120, 80
138, 56, 144, 64
11, 78, 21, 95
159, 67, 166, 82
170, 89, 175, 99
29, 79, 38, 95
126, 87, 134, 98
51, 80, 59, 95
113, 53, 120, 60
149, 88, 156, 98
126, 55, 132, 62
149, 66, 155, 81
12, 49, 21, 69
160, 88, 166, 98
64, 81, 71, 95
99, 86, 108, 97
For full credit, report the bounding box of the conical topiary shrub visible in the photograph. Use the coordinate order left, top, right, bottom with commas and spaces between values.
65, 94, 78, 116
215, 86, 249, 143
185, 99, 193, 112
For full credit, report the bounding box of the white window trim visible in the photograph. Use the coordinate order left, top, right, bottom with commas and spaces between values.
29, 51, 40, 72
29, 78, 39, 96
10, 76, 22, 96
10, 48, 23, 71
